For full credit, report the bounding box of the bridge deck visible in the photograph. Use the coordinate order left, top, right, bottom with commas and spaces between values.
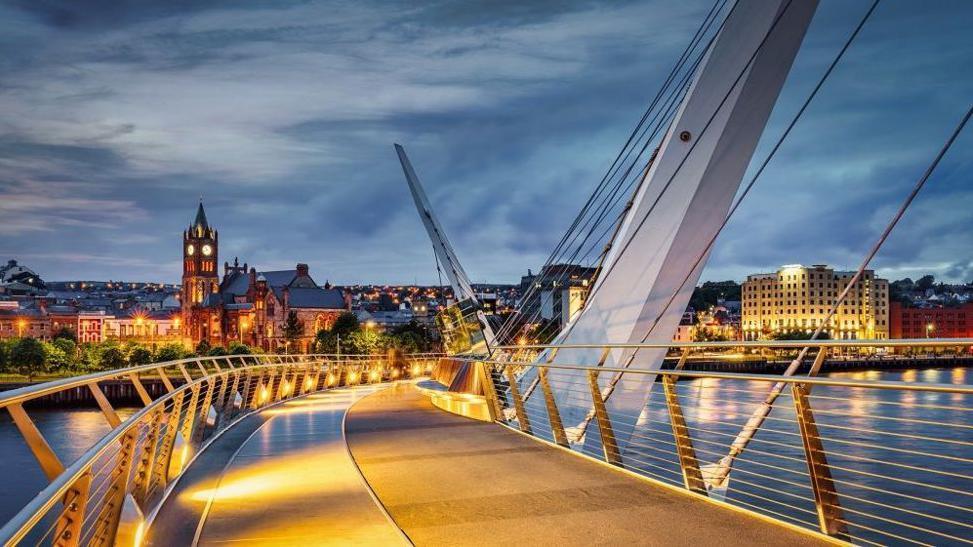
346, 383, 825, 546
148, 384, 406, 546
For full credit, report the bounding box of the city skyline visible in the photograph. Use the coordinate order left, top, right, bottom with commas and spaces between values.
1, 1, 971, 286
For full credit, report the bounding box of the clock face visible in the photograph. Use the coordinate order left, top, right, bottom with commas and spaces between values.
186, 244, 195, 256
202, 244, 213, 256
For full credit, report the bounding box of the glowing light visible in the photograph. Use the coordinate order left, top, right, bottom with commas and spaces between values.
258, 384, 270, 404
326, 373, 336, 386
304, 376, 314, 391
392, 369, 400, 379
347, 371, 359, 384
282, 380, 292, 396
411, 364, 420, 376
369, 370, 379, 382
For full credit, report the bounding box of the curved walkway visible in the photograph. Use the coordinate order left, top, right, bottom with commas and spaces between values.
148, 384, 406, 546
345, 383, 826, 546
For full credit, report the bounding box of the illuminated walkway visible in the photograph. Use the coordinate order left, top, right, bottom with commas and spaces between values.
148, 384, 406, 546
345, 384, 824, 546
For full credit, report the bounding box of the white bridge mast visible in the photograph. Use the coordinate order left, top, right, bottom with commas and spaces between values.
548, 0, 820, 450
395, 144, 496, 349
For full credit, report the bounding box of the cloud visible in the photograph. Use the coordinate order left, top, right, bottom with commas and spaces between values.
0, 0, 971, 285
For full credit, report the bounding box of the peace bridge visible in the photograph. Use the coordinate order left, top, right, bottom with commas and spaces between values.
0, 339, 968, 546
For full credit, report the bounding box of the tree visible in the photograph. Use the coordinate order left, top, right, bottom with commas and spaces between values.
330, 312, 359, 337
155, 344, 186, 363
52, 338, 77, 365
344, 330, 385, 355
53, 327, 76, 342
690, 280, 742, 311
194, 339, 212, 356
314, 330, 338, 354
43, 341, 71, 370
129, 345, 154, 366
208, 346, 228, 357
227, 342, 251, 355
389, 320, 434, 353
99, 346, 128, 369
915, 275, 936, 292
283, 311, 303, 352
771, 330, 830, 341
0, 339, 11, 372
11, 338, 47, 381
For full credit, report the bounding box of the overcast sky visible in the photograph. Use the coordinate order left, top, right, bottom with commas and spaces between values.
0, 0, 970, 285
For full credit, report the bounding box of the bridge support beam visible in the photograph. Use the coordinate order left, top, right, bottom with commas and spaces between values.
505, 367, 532, 434
662, 375, 706, 494
586, 370, 621, 466
538, 367, 569, 447
792, 383, 847, 538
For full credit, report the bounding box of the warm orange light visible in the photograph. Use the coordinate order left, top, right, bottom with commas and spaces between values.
326, 373, 336, 386
304, 376, 314, 391
348, 371, 359, 384
369, 370, 379, 382
258, 384, 270, 404
282, 380, 292, 396
411, 364, 420, 376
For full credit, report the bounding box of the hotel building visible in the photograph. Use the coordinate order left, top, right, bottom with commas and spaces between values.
742, 264, 889, 340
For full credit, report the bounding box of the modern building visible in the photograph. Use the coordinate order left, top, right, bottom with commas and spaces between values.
519, 264, 597, 328
741, 264, 889, 340
890, 301, 973, 339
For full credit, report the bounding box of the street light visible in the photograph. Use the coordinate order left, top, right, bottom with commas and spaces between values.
926, 323, 934, 339
17, 318, 26, 337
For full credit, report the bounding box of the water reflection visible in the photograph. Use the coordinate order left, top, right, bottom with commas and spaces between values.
0, 407, 137, 524
618, 367, 971, 545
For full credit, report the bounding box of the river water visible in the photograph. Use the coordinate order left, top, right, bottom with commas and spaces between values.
0, 368, 968, 544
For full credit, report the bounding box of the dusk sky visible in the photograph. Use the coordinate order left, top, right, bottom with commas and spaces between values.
1, 0, 970, 286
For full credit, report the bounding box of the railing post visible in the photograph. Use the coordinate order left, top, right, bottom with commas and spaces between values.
538, 366, 568, 447
152, 391, 185, 493
792, 383, 848, 538
53, 471, 90, 547
127, 373, 153, 406
661, 374, 706, 494
474, 361, 502, 421
94, 428, 137, 544
157, 367, 176, 393
180, 382, 201, 441
132, 408, 164, 506
503, 366, 531, 434
7, 403, 65, 480
88, 381, 121, 428
586, 369, 622, 466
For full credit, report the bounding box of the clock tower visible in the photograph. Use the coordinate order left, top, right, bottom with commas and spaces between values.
182, 200, 219, 341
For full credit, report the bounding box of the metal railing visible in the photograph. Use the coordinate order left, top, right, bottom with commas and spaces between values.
0, 352, 442, 546
462, 339, 973, 546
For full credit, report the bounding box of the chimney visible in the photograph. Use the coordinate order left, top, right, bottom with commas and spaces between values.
249, 267, 257, 287
283, 286, 290, 309
296, 263, 309, 277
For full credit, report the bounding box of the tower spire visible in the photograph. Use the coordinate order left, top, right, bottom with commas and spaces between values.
193, 199, 209, 233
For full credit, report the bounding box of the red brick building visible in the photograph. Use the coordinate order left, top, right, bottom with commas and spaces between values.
181, 202, 349, 352
890, 301, 973, 339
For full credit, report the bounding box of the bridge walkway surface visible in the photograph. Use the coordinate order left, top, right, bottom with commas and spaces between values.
149, 381, 826, 546
345, 383, 826, 546
147, 384, 406, 546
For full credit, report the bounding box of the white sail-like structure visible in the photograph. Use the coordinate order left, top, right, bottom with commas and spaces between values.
547, 0, 819, 449
395, 144, 496, 349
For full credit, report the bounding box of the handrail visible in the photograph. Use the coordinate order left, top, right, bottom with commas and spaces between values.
0, 352, 445, 546
0, 352, 444, 409
493, 337, 973, 351
481, 359, 973, 394
455, 342, 972, 546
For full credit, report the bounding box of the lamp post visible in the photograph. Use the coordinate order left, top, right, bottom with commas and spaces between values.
926, 323, 934, 339
17, 318, 26, 337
